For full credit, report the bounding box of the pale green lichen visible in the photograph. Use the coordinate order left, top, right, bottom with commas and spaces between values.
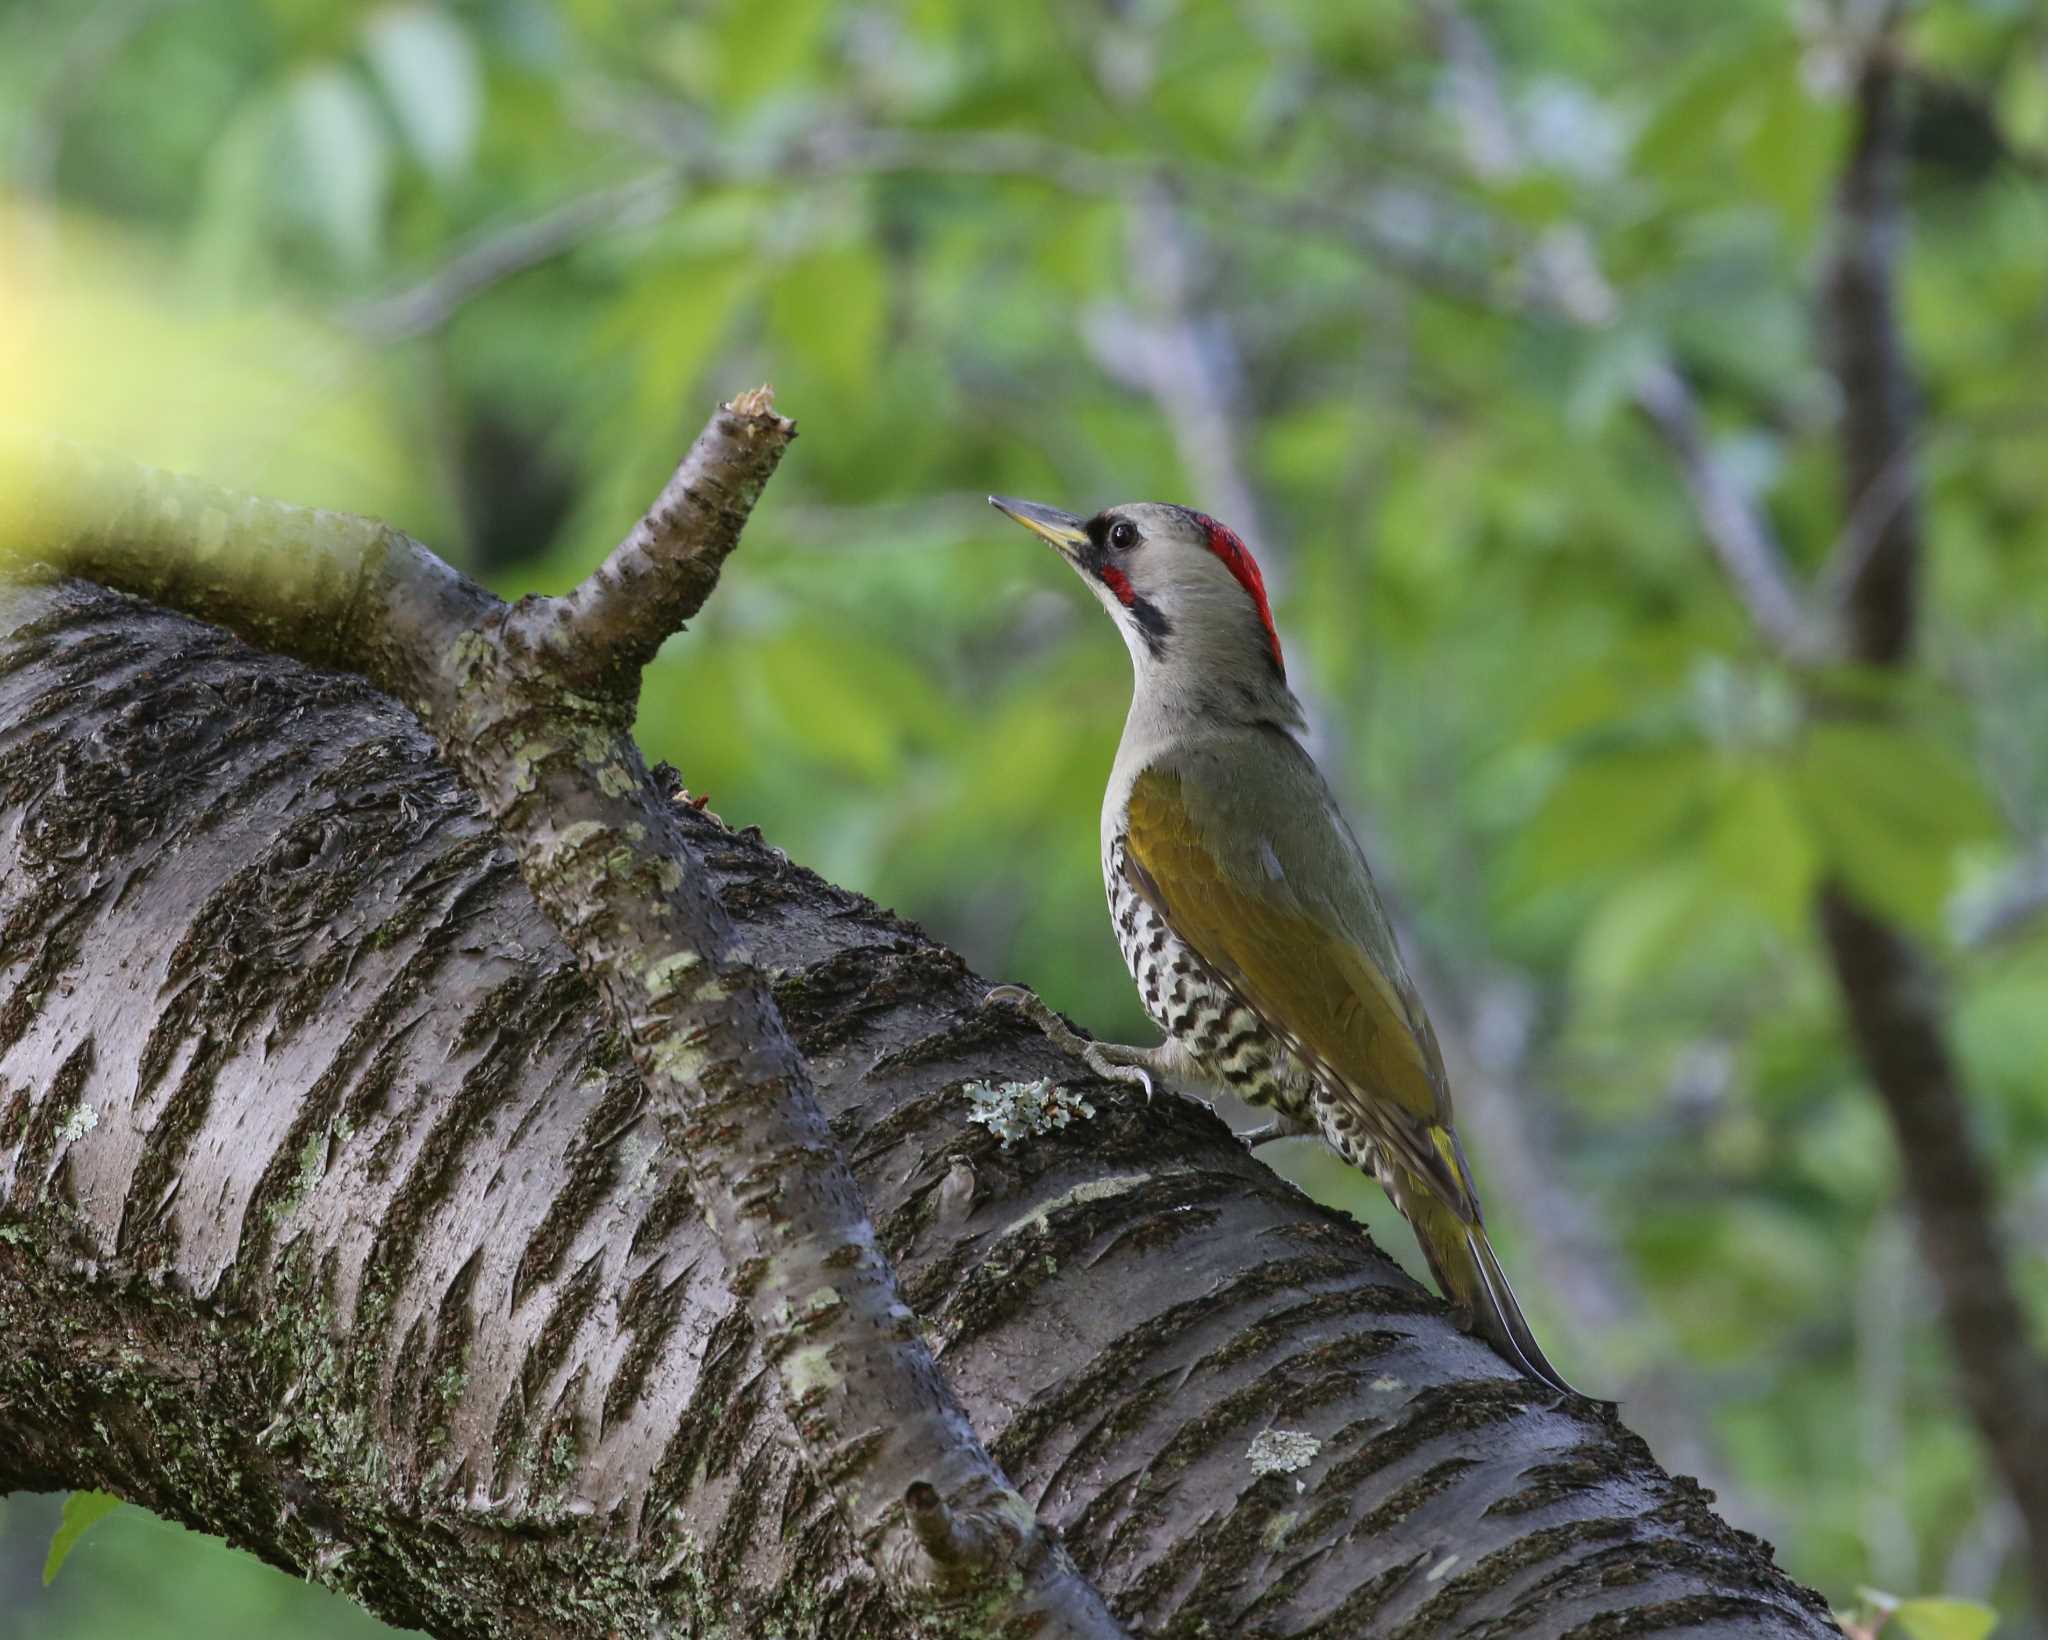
1246, 1429, 1320, 1477
962, 1080, 1095, 1147
448, 629, 493, 685
267, 1129, 331, 1223
644, 951, 703, 1000
58, 1103, 98, 1143
511, 741, 557, 795
549, 820, 607, 857
648, 1034, 709, 1082
784, 1342, 840, 1400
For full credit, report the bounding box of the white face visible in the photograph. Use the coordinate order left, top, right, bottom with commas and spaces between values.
989, 496, 1286, 685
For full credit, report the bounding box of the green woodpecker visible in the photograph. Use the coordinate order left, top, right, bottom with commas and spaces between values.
988, 495, 1581, 1398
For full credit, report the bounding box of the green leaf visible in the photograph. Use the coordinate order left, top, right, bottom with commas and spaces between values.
1521, 626, 1702, 741
1631, 32, 1776, 180
362, 4, 481, 183
1743, 51, 1843, 228
44, 1491, 120, 1586
1808, 724, 2000, 841
613, 258, 755, 430
1895, 1597, 1999, 1640
1509, 744, 1712, 896
711, 0, 832, 104
1572, 860, 1719, 1004
1708, 767, 1816, 933
184, 91, 286, 294
1795, 723, 2002, 932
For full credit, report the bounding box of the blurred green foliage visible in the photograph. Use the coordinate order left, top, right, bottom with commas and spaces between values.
4, 0, 2047, 1633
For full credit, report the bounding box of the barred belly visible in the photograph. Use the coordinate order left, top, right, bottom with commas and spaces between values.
1105, 838, 1311, 1118
1104, 836, 1406, 1189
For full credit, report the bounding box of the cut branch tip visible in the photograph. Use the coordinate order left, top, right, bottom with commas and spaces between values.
903, 1480, 1023, 1575
727, 384, 790, 430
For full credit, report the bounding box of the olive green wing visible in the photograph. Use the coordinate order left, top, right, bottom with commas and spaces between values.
1122, 763, 1478, 1222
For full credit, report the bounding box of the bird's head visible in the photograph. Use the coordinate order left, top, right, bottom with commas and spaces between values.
990, 496, 1297, 724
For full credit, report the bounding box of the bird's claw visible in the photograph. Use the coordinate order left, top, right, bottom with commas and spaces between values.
986, 986, 1155, 1100
1084, 1048, 1154, 1102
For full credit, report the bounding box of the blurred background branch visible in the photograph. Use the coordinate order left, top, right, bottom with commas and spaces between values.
1808, 13, 2048, 1607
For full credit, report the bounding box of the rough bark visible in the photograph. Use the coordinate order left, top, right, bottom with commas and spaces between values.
1, 412, 1120, 1634
0, 572, 1837, 1637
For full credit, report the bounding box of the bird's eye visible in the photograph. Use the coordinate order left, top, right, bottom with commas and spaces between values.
1108, 520, 1138, 551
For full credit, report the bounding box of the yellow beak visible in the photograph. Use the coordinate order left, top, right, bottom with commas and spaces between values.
989, 494, 1088, 557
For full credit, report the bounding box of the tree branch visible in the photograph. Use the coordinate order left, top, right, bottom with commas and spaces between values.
352, 103, 1549, 342
514, 386, 795, 691
347, 172, 680, 341
1817, 887, 2048, 1587
1820, 35, 1923, 668
0, 571, 1841, 1638
1631, 360, 1834, 662
1, 405, 1123, 1634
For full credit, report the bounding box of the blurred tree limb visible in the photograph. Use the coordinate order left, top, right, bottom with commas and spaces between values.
1810, 25, 2048, 1610
0, 434, 1839, 1635
350, 102, 1562, 343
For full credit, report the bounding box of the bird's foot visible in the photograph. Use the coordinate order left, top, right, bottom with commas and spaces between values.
984, 985, 1159, 1101
1234, 1112, 1318, 1151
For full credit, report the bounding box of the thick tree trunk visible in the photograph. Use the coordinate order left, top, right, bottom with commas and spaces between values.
0, 578, 1834, 1637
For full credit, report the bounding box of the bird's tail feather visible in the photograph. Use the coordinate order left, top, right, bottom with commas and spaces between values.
1407, 1192, 1591, 1401
1460, 1226, 1588, 1401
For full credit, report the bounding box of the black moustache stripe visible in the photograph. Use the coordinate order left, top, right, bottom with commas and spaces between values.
1128, 595, 1171, 657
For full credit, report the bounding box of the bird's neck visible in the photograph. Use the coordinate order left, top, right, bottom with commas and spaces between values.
1121, 652, 1306, 746
1105, 667, 1308, 848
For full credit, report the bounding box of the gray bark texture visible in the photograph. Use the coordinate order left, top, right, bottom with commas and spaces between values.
0, 573, 1839, 1639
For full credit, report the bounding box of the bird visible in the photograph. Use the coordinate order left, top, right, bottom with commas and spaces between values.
985, 493, 1582, 1398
